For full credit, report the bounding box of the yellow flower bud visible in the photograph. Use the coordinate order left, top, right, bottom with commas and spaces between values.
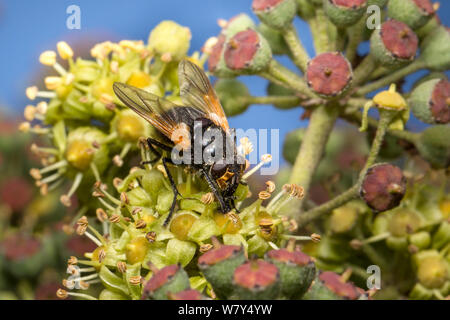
373, 84, 407, 111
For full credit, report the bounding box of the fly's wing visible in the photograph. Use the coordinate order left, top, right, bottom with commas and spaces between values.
178, 59, 230, 132
113, 82, 180, 139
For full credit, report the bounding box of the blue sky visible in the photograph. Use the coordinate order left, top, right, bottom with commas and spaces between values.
0, 0, 448, 166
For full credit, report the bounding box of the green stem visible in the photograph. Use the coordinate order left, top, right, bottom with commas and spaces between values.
289, 104, 339, 207
335, 27, 347, 52
309, 8, 330, 54
353, 55, 377, 86
357, 60, 426, 95
345, 18, 365, 65
243, 95, 302, 106
341, 109, 420, 145
359, 109, 393, 176
282, 24, 310, 72
263, 60, 316, 98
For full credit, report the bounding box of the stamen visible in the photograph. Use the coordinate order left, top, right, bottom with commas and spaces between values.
202, 37, 218, 55
60, 172, 83, 207
268, 241, 279, 250
96, 208, 108, 222
57, 41, 74, 60
201, 192, 215, 204
38, 171, 63, 185
242, 154, 272, 180
238, 137, 253, 156
90, 162, 101, 182
265, 181, 276, 193
199, 243, 214, 253
18, 122, 30, 132
39, 160, 68, 174
68, 256, 78, 265
117, 261, 127, 273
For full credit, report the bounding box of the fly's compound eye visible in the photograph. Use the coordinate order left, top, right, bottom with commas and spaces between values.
211, 161, 228, 179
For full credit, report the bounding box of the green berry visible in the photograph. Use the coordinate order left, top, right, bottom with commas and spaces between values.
214, 79, 250, 116
410, 78, 450, 124
265, 249, 316, 299
414, 250, 449, 289
388, 208, 422, 237
252, 0, 297, 30
420, 26, 450, 71
303, 271, 364, 300
387, 0, 435, 30
198, 245, 246, 299
370, 20, 418, 68
324, 0, 368, 28
208, 34, 237, 78
408, 231, 431, 250
142, 264, 190, 300
222, 14, 257, 38
416, 125, 450, 169
231, 259, 281, 299
224, 29, 272, 74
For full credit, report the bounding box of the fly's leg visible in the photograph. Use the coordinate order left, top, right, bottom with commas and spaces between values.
200, 168, 229, 214
162, 157, 182, 227
141, 137, 173, 166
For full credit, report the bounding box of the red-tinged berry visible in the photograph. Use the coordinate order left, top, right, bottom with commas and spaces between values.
306, 52, 353, 98
208, 34, 237, 78
231, 259, 281, 300
303, 271, 364, 300
252, 0, 297, 30
224, 29, 272, 74
0, 177, 33, 212
387, 0, 435, 30
198, 245, 246, 299
266, 249, 316, 299
221, 14, 256, 38
168, 289, 206, 300
410, 78, 450, 124
1, 232, 54, 278
324, 0, 368, 27
370, 20, 418, 68
142, 264, 190, 300
360, 163, 407, 212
